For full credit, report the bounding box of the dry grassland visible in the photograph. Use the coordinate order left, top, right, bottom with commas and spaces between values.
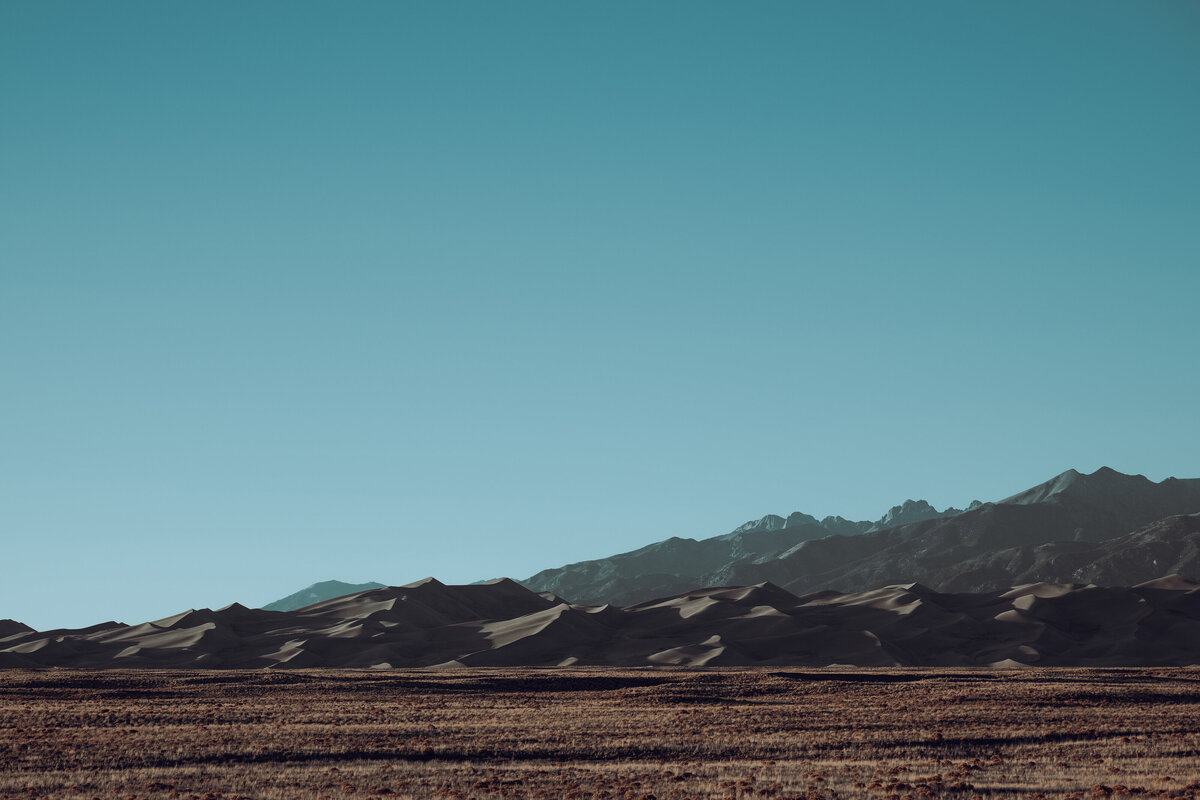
1, 668, 1199, 800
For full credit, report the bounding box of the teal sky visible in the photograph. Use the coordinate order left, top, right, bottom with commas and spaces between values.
3, 2, 1199, 630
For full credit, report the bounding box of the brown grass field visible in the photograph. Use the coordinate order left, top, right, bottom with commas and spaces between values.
2, 668, 1199, 800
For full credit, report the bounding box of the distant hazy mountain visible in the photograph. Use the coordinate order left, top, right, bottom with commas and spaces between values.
262, 580, 386, 612
521, 499, 966, 606
521, 468, 1200, 604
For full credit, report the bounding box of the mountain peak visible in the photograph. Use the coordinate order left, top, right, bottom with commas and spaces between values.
868, 499, 955, 532
1001, 467, 1156, 506
732, 514, 788, 533
785, 511, 819, 528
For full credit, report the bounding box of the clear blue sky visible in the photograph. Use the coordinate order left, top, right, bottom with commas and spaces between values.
3, 2, 1198, 630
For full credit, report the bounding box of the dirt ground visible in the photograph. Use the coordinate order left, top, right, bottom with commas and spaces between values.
1, 668, 1198, 799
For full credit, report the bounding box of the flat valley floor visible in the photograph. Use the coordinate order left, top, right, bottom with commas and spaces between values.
2, 669, 1199, 800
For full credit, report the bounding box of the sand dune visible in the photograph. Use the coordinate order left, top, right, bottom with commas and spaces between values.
0, 620, 31, 638
5, 573, 1200, 668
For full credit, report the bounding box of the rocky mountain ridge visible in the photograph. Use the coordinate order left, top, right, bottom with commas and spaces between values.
258, 493, 967, 612
520, 496, 968, 605
521, 468, 1200, 605
253, 468, 1200, 612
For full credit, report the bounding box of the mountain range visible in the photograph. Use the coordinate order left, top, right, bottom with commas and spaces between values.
263, 494, 976, 611
266, 468, 1200, 613
5, 467, 1200, 668
521, 467, 1200, 604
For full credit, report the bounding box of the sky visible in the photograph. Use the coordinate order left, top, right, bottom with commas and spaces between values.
2, 2, 1199, 630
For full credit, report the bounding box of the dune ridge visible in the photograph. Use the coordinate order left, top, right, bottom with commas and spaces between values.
5, 573, 1200, 669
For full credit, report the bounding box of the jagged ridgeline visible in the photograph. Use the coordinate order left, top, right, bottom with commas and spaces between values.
519, 498, 973, 606
251, 468, 1199, 611
520, 468, 1200, 605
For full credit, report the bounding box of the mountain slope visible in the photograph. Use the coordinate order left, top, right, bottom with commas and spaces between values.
257, 468, 1200, 613
724, 469, 1200, 596
522, 468, 1200, 605
943, 513, 1200, 590
522, 501, 962, 606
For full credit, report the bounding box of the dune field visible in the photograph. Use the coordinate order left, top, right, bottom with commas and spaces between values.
6, 575, 1200, 670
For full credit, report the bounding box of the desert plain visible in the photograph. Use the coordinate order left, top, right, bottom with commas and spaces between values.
2, 668, 1199, 800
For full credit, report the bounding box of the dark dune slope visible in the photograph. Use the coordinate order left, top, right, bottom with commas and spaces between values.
0, 621, 31, 638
